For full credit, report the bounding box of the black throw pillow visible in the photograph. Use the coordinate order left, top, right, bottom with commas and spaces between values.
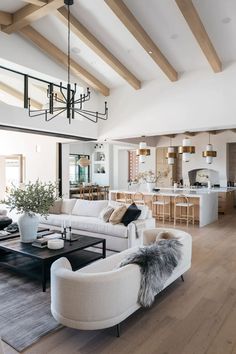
121, 203, 141, 226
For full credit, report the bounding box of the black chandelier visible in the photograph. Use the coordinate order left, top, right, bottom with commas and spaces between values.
28, 0, 108, 124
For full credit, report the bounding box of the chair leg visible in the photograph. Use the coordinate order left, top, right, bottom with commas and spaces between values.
116, 323, 121, 337
181, 275, 184, 282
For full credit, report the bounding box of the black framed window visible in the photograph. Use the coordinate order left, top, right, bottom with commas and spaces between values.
69, 154, 90, 185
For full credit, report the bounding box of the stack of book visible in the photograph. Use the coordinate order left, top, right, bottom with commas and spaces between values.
32, 233, 62, 248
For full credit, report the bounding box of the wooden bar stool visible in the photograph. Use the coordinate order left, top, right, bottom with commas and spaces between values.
174, 195, 195, 227
152, 195, 171, 224
132, 192, 146, 206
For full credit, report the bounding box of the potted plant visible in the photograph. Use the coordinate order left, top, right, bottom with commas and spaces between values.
3, 180, 57, 243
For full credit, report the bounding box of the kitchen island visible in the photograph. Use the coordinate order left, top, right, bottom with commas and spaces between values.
110, 188, 219, 227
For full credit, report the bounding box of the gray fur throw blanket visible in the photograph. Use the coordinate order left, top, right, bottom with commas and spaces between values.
119, 239, 183, 307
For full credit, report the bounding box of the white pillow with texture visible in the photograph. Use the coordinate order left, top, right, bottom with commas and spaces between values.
61, 199, 77, 215
72, 199, 108, 217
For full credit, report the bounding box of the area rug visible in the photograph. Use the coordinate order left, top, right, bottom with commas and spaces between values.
0, 267, 62, 352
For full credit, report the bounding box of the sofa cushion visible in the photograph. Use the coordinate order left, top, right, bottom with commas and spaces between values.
121, 203, 141, 226
61, 199, 77, 214
71, 216, 128, 238
41, 214, 128, 238
99, 206, 114, 222
109, 205, 127, 225
72, 199, 108, 217
49, 200, 62, 215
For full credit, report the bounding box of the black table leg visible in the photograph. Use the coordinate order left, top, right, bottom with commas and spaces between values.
102, 239, 106, 258
42, 260, 47, 292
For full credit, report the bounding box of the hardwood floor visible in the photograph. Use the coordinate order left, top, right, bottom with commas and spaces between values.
3, 212, 236, 354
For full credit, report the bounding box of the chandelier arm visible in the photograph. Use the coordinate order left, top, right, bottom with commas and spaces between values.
54, 96, 66, 104
73, 109, 98, 123
46, 108, 67, 121
76, 109, 108, 121
51, 106, 67, 111
28, 109, 48, 118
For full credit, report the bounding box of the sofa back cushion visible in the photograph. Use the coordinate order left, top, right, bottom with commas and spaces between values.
109, 205, 127, 225
49, 199, 62, 215
61, 199, 77, 215
72, 199, 108, 217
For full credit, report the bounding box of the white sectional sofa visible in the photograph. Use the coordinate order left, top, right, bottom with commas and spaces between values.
51, 228, 192, 334
39, 199, 155, 252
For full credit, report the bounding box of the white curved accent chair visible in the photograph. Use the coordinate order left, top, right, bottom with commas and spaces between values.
51, 228, 192, 335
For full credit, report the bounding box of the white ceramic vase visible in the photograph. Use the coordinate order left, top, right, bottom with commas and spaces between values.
147, 182, 156, 192
18, 212, 39, 243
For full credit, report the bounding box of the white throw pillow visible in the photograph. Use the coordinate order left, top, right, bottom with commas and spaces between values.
72, 199, 108, 217
61, 199, 77, 215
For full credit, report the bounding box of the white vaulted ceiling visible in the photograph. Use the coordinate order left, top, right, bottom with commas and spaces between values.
0, 0, 236, 90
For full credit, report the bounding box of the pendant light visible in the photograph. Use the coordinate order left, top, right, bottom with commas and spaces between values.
178, 137, 195, 162
202, 133, 217, 164
136, 137, 150, 164
78, 156, 91, 168
166, 137, 177, 165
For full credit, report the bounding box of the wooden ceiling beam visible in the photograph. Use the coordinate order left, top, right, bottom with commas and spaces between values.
23, 0, 47, 6
175, 0, 222, 73
0, 81, 43, 109
104, 0, 178, 82
0, 11, 12, 26
56, 7, 141, 90
19, 26, 110, 96
1, 0, 64, 34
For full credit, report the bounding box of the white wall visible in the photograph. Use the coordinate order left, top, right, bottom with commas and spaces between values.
99, 63, 236, 140
0, 130, 69, 199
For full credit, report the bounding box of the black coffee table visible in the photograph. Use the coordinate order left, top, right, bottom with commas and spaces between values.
0, 235, 106, 292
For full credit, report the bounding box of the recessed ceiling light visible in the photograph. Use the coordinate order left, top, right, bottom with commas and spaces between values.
222, 17, 231, 24
71, 47, 80, 54
170, 34, 179, 40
